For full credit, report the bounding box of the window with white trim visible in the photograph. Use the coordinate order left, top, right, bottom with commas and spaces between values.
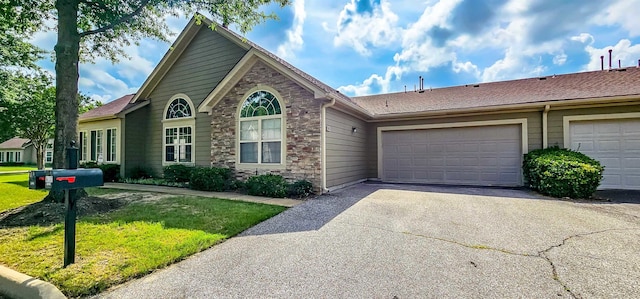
106, 128, 117, 162
0, 152, 4, 162
79, 131, 87, 161
163, 95, 195, 165
238, 90, 283, 164
15, 151, 20, 162
45, 141, 53, 163
8, 152, 14, 162
90, 130, 103, 162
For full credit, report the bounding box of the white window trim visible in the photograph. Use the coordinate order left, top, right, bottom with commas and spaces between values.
105, 127, 118, 163
79, 131, 88, 162
162, 94, 196, 166
562, 112, 640, 149
235, 86, 287, 170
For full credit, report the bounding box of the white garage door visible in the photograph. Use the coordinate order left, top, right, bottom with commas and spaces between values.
381, 124, 523, 186
569, 118, 640, 190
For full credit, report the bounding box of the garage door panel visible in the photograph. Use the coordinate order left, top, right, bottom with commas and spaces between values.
570, 118, 640, 190
382, 124, 522, 186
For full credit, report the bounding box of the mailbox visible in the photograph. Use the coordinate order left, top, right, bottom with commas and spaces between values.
29, 168, 104, 191
29, 170, 48, 190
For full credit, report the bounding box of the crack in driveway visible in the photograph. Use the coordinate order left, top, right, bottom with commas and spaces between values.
338, 221, 639, 299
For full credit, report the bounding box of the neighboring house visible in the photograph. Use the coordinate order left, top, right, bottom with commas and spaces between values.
0, 137, 35, 164
78, 94, 146, 175
0, 137, 55, 165
86, 15, 640, 191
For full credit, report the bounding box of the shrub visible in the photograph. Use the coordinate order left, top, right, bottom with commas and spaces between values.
287, 179, 314, 198
245, 174, 288, 198
99, 164, 120, 182
229, 179, 245, 191
80, 162, 120, 182
189, 167, 232, 191
163, 164, 193, 183
0, 162, 26, 166
523, 146, 604, 199
128, 166, 154, 180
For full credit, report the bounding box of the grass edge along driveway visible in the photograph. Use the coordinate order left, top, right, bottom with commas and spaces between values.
0, 195, 287, 297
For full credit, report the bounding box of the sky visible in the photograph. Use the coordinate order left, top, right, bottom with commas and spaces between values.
31, 0, 640, 103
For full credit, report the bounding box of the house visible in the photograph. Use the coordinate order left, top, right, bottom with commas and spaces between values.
0, 137, 54, 165
78, 94, 145, 174
88, 14, 640, 191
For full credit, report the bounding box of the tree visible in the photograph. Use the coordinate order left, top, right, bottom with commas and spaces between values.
78, 93, 103, 114
7, 74, 56, 169
0, 1, 47, 142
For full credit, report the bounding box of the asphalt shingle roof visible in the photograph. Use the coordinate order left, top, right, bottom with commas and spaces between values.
79, 94, 136, 121
352, 67, 640, 116
0, 137, 30, 149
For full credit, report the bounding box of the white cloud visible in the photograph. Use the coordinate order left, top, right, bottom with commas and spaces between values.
277, 0, 307, 59
596, 0, 640, 37
338, 65, 404, 96
584, 39, 640, 71
332, 0, 400, 56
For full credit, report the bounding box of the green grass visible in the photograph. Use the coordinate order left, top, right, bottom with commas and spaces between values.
0, 196, 286, 297
0, 173, 46, 213
0, 166, 37, 172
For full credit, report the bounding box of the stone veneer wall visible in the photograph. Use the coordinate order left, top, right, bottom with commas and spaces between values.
210, 61, 324, 191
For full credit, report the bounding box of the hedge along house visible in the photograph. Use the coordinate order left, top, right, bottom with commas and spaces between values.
78, 94, 147, 176
110, 14, 640, 192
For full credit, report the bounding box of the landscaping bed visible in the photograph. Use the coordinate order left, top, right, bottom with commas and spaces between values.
0, 191, 286, 297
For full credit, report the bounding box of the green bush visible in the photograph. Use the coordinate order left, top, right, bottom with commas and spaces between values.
229, 179, 245, 191
99, 164, 120, 182
0, 162, 25, 166
128, 166, 154, 179
245, 174, 288, 198
163, 164, 193, 183
80, 162, 120, 182
189, 167, 232, 191
523, 146, 604, 199
287, 179, 314, 198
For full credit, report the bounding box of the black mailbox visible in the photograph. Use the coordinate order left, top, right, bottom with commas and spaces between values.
49, 169, 104, 191
29, 170, 48, 190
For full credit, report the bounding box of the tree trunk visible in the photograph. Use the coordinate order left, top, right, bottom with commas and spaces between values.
36, 143, 44, 170
47, 0, 80, 202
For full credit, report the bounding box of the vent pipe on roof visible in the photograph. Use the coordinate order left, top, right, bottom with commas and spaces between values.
404, 85, 407, 93
638, 59, 640, 68
619, 59, 621, 69
608, 49, 613, 70
418, 76, 422, 90
600, 56, 604, 71
421, 77, 424, 91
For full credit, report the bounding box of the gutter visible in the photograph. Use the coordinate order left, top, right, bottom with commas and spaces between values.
542, 105, 551, 148
320, 96, 336, 193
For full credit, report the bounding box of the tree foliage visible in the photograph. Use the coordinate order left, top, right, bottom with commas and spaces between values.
5, 74, 56, 169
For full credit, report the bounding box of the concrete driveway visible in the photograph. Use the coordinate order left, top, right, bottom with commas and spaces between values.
97, 183, 640, 298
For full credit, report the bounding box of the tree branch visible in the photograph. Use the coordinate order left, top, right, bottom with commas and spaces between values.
79, 0, 111, 13
79, 0, 152, 37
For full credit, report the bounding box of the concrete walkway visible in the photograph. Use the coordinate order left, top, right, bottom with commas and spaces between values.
96, 183, 640, 298
101, 183, 302, 207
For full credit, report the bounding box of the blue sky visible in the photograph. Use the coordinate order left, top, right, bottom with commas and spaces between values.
31, 0, 640, 103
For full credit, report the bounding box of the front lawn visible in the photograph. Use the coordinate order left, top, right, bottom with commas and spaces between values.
0, 173, 46, 213
0, 166, 37, 172
0, 195, 286, 297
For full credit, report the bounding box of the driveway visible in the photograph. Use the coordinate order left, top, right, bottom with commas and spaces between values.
97, 183, 640, 298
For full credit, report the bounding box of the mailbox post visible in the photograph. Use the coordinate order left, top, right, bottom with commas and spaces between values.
29, 141, 104, 267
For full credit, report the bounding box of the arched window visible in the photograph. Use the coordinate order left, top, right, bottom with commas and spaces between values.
238, 90, 284, 165
166, 98, 192, 119
163, 94, 195, 165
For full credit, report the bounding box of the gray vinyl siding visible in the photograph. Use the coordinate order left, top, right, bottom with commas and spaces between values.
124, 106, 150, 176
368, 111, 542, 178
326, 108, 369, 187
143, 27, 248, 175
547, 104, 640, 148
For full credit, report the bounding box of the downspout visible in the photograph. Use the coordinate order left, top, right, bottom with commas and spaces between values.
542, 105, 550, 148
321, 97, 336, 193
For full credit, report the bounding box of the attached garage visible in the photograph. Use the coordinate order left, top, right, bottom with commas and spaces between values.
565, 114, 640, 190
378, 120, 527, 187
